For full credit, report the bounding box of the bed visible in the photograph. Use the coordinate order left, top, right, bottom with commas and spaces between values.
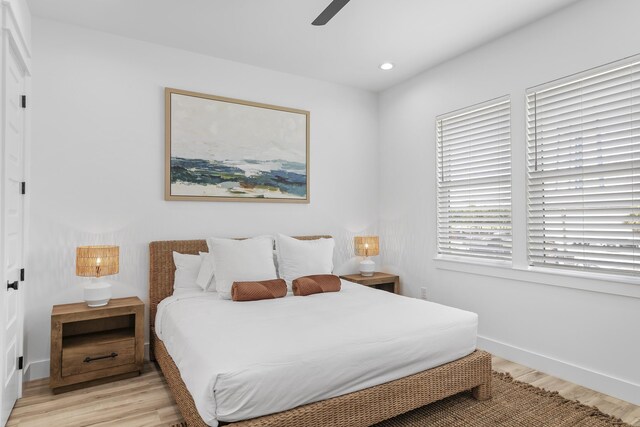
149, 237, 492, 427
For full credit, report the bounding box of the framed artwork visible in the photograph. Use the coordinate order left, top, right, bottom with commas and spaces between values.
165, 88, 310, 203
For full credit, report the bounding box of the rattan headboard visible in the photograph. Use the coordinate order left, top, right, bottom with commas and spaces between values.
148, 236, 332, 334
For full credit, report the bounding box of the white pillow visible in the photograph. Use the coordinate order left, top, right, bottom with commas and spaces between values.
172, 287, 206, 297
196, 252, 216, 291
275, 234, 335, 287
206, 236, 277, 299
273, 250, 279, 278
172, 252, 202, 290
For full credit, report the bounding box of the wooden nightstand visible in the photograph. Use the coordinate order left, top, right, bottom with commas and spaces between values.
50, 296, 144, 393
340, 272, 400, 294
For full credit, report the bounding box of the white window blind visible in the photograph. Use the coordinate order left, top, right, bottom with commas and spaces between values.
527, 56, 640, 276
437, 97, 512, 261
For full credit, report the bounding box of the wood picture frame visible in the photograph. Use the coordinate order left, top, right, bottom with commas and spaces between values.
164, 88, 310, 203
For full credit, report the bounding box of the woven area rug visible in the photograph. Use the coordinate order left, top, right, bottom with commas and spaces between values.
374, 372, 629, 427
171, 372, 629, 427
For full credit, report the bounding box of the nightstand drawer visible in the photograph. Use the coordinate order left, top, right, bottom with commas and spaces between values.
62, 330, 135, 377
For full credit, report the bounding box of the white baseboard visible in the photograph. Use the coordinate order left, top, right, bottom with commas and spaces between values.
478, 335, 640, 406
24, 359, 49, 382
24, 343, 151, 382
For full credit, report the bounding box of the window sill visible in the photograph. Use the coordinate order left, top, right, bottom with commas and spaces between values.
434, 255, 512, 269
434, 256, 640, 299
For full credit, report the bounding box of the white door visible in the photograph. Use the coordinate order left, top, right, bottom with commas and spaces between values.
0, 41, 26, 427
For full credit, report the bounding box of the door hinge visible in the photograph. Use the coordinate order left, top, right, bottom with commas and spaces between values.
21, 182, 26, 195
20, 268, 25, 282
21, 95, 26, 109
18, 356, 23, 370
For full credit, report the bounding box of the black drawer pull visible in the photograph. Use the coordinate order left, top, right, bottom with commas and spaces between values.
83, 352, 118, 363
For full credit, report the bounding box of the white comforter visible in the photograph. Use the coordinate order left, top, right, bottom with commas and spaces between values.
156, 280, 477, 426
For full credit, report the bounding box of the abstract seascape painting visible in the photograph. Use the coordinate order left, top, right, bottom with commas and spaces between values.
165, 88, 309, 202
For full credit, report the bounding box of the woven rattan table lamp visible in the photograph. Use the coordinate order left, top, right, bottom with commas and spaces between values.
354, 236, 379, 277
76, 245, 119, 307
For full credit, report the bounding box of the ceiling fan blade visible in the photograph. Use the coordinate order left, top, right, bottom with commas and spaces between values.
311, 0, 351, 26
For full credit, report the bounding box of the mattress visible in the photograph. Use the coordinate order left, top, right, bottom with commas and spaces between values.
155, 280, 478, 426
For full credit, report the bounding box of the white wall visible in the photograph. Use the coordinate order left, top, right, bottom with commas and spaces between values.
25, 18, 379, 379
378, 0, 640, 405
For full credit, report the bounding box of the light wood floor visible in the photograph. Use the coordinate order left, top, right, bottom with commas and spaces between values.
7, 356, 640, 426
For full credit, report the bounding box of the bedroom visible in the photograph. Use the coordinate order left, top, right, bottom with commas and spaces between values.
0, 0, 639, 426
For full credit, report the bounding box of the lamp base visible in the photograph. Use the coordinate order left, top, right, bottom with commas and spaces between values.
84, 281, 112, 307
359, 259, 375, 277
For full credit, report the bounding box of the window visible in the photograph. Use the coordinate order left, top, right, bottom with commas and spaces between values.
527, 56, 640, 276
437, 97, 512, 261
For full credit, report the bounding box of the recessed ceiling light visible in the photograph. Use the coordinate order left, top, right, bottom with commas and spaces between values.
379, 62, 394, 71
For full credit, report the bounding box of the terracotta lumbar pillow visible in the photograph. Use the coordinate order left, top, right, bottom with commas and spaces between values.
292, 274, 341, 296
231, 279, 287, 302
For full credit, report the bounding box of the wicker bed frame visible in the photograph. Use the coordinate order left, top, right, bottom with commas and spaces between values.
149, 237, 492, 427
